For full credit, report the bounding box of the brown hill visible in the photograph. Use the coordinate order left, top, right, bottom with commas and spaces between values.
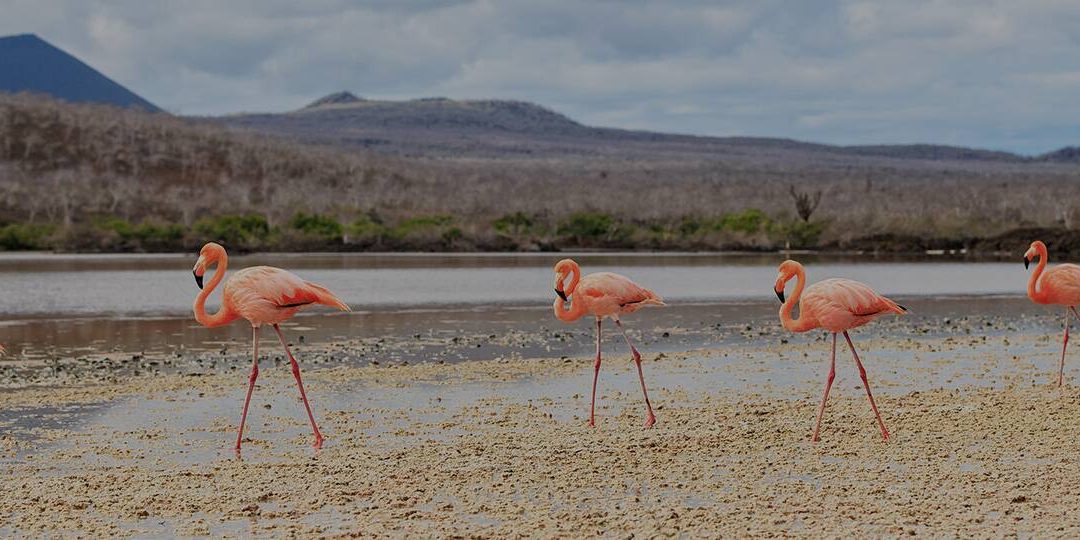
2, 92, 1080, 253
215, 92, 1033, 163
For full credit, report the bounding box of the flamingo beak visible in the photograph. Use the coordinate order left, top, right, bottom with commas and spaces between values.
193, 255, 207, 289
1023, 256, 1030, 270
554, 271, 568, 301
775, 289, 785, 303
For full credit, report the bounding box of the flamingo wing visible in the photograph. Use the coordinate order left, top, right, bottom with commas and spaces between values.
578, 272, 664, 315
226, 266, 350, 324
804, 278, 905, 331
1041, 264, 1080, 305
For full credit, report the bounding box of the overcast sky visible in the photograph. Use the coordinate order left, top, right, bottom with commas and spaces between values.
4, 0, 1080, 153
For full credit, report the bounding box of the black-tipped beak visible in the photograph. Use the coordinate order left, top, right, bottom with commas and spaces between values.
1023, 257, 1030, 270
194, 270, 204, 290
775, 289, 785, 303
555, 288, 567, 302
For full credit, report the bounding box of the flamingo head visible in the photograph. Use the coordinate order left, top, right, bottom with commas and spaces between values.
553, 258, 577, 302
193, 242, 226, 289
1023, 240, 1045, 270
774, 259, 801, 303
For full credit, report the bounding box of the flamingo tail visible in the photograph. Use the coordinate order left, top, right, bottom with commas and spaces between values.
305, 281, 351, 312
882, 297, 908, 315
635, 290, 666, 308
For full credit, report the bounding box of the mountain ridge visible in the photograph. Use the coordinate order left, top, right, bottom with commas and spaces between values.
216, 92, 1079, 163
0, 33, 159, 112
304, 91, 365, 108
0, 34, 1073, 163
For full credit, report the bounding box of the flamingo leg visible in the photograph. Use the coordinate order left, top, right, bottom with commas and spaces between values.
589, 318, 602, 427
235, 326, 260, 453
1060, 307, 1080, 387
843, 331, 889, 441
272, 324, 324, 449
615, 319, 656, 428
811, 333, 838, 442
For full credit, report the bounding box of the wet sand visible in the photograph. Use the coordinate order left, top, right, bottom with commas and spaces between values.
3, 320, 1080, 537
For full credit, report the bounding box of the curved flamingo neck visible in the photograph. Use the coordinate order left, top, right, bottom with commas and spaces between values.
1029, 243, 1049, 303
553, 296, 588, 322
554, 261, 586, 322
780, 265, 815, 332
194, 252, 237, 328
564, 261, 581, 296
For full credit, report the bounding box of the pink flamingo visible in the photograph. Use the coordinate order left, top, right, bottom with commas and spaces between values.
1023, 240, 1080, 387
774, 259, 907, 442
192, 242, 350, 451
552, 258, 665, 428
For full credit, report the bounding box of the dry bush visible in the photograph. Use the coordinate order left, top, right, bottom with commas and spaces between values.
1, 92, 1080, 251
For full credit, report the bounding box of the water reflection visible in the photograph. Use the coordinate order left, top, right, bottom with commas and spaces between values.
0, 252, 1028, 318
0, 252, 1036, 360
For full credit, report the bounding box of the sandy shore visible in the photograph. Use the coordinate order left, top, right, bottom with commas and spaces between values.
2, 329, 1080, 536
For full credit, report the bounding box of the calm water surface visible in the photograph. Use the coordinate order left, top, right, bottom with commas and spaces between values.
0, 252, 1027, 317
0, 252, 1035, 359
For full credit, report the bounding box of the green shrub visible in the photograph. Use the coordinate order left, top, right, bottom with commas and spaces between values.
442, 227, 464, 244
134, 222, 185, 244
97, 218, 184, 244
678, 217, 704, 236
719, 208, 770, 233
773, 219, 827, 248
556, 212, 634, 244
390, 213, 453, 239
288, 212, 343, 239
346, 216, 386, 237
0, 223, 55, 250
98, 217, 134, 238
492, 212, 534, 236
194, 214, 271, 246
393, 215, 454, 237
558, 212, 615, 238
644, 222, 667, 235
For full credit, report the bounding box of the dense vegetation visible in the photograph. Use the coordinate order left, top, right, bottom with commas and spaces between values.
2, 93, 1080, 254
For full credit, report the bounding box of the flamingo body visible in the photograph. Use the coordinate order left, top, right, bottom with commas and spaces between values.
1024, 240, 1080, 386
224, 266, 350, 327
797, 278, 907, 333
775, 260, 906, 442
552, 259, 663, 428
566, 271, 664, 320
1029, 263, 1080, 306
192, 242, 349, 452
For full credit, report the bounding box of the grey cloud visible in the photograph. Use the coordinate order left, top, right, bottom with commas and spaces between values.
2, 0, 1079, 152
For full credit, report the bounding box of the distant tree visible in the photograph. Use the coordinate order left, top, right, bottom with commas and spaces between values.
788, 185, 823, 222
